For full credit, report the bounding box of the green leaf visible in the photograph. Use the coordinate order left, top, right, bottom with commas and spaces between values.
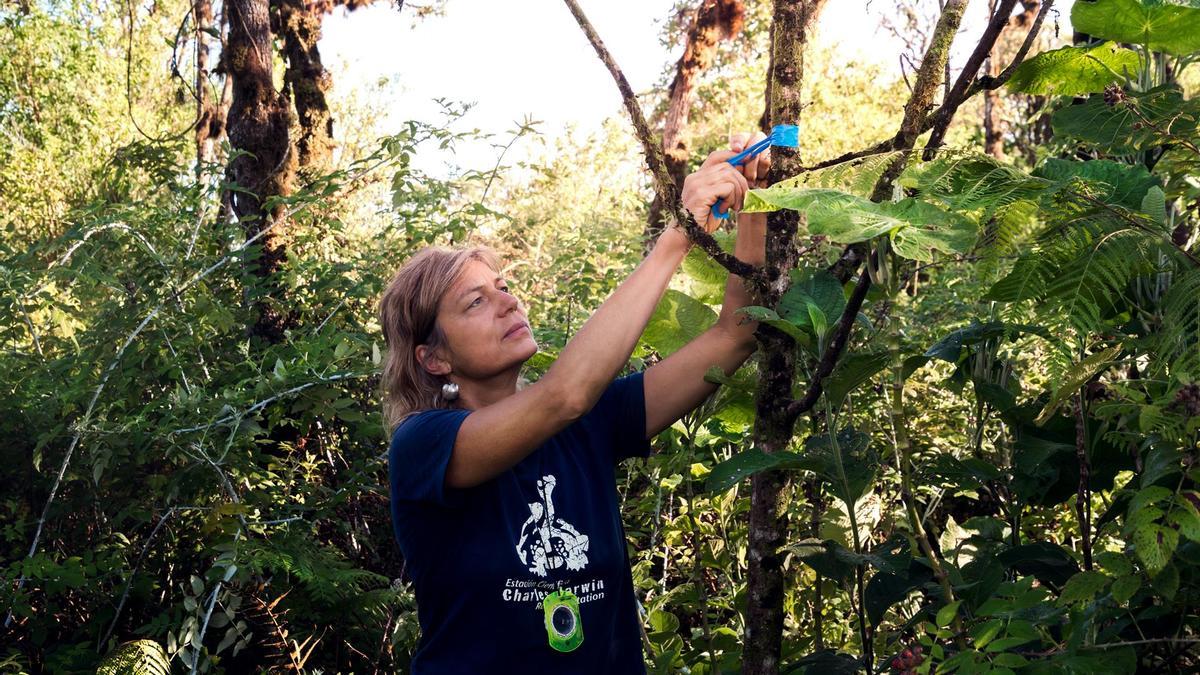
1132, 523, 1178, 574
924, 321, 1048, 363
886, 199, 978, 262
1057, 570, 1111, 606
742, 186, 873, 218
1094, 551, 1132, 577
737, 306, 809, 343
1073, 0, 1200, 56
1168, 497, 1200, 541
1007, 42, 1141, 96
705, 448, 820, 493
824, 351, 891, 410
1110, 574, 1141, 603
936, 600, 963, 629
642, 289, 718, 356
1051, 85, 1199, 154
1141, 186, 1167, 224
803, 427, 878, 508
865, 563, 932, 626
781, 268, 846, 334
97, 639, 171, 675
1034, 346, 1122, 425
1151, 562, 1180, 599
997, 542, 1080, 590
1033, 158, 1160, 211
743, 190, 976, 261
647, 609, 679, 634
971, 618, 1004, 649
682, 233, 733, 303
993, 652, 1030, 668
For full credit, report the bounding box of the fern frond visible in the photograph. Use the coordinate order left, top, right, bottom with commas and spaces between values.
242, 534, 390, 606
1155, 268, 1200, 379
903, 152, 1054, 221
770, 150, 910, 198
97, 640, 170, 675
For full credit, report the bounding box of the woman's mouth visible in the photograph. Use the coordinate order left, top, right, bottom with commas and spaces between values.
503, 323, 529, 339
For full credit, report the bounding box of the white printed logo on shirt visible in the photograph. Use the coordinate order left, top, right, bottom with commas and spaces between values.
515, 475, 589, 577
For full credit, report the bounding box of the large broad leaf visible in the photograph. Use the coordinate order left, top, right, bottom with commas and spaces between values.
804, 427, 878, 508
1007, 42, 1141, 96
742, 186, 872, 217
1024, 648, 1137, 675
743, 187, 976, 261
824, 350, 891, 410
1051, 85, 1199, 154
901, 153, 1052, 221
1032, 158, 1160, 210
736, 306, 810, 344
865, 560, 934, 626
924, 321, 1050, 363
888, 199, 978, 262
705, 448, 822, 493
681, 231, 734, 303
641, 289, 717, 357
786, 650, 863, 675
984, 255, 1050, 302
1073, 0, 1200, 56
779, 268, 846, 335
996, 542, 1080, 590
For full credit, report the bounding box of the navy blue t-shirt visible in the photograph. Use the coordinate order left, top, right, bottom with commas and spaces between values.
388, 371, 652, 674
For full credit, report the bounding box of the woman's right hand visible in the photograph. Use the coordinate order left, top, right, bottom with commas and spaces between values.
680, 150, 750, 234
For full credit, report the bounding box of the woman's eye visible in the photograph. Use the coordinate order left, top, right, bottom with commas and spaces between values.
500, 286, 511, 293
469, 297, 482, 308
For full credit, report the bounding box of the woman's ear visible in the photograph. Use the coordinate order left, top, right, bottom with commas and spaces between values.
415, 344, 452, 377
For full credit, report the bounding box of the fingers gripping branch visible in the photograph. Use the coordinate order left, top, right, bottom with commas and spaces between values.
560, 0, 768, 293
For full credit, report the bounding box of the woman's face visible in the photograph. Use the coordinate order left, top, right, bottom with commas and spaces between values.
427, 259, 537, 380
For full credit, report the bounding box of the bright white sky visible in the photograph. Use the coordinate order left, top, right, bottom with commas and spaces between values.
320, 0, 1073, 170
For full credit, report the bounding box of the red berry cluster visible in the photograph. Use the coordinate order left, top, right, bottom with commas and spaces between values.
891, 645, 924, 673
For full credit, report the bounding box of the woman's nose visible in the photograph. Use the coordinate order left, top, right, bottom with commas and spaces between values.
498, 289, 520, 314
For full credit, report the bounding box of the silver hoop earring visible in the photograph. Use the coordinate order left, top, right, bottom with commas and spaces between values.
441, 382, 460, 401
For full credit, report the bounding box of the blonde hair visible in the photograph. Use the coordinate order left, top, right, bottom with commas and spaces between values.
378, 245, 502, 432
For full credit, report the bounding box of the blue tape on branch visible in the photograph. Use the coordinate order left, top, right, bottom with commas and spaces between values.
710, 124, 799, 220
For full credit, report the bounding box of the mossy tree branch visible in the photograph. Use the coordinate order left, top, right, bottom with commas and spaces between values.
560, 0, 769, 293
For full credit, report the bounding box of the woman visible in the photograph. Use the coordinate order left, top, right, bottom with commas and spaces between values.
378, 132, 769, 673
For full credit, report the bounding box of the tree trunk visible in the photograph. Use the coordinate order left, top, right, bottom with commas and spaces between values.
983, 0, 1005, 159
194, 0, 220, 176
742, 3, 827, 673
224, 0, 297, 344
645, 0, 746, 248
274, 0, 336, 174
983, 0, 1042, 159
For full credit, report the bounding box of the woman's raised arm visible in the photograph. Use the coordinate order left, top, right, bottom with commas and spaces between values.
443, 152, 748, 489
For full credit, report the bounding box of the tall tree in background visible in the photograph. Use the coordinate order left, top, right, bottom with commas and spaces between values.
224, 0, 298, 343
983, 0, 1042, 159
275, 0, 339, 173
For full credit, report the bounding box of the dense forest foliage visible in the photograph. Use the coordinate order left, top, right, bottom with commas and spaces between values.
2, 0, 1200, 672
